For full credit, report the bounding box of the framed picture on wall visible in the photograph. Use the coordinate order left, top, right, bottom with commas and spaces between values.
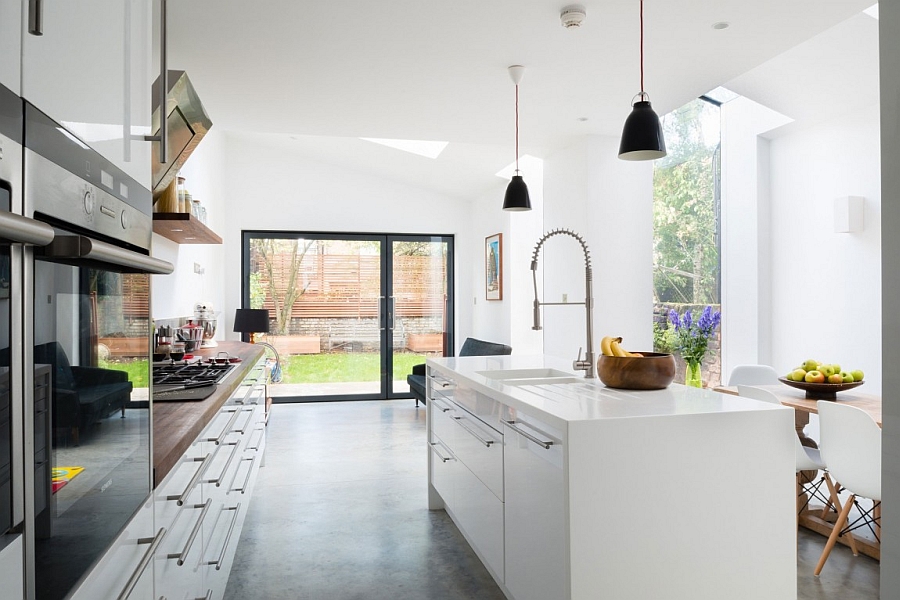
485, 233, 502, 301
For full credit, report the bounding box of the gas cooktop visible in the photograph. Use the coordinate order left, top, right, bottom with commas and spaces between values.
153, 361, 236, 386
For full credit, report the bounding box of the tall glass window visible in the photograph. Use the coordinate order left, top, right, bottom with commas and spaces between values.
652, 96, 723, 386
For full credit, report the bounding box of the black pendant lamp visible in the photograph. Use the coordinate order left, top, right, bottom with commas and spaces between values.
503, 65, 532, 211
618, 0, 666, 161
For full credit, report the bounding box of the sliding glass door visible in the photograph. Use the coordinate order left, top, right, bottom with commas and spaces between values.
242, 232, 453, 401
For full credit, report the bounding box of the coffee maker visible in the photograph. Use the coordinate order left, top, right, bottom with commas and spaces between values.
192, 302, 218, 348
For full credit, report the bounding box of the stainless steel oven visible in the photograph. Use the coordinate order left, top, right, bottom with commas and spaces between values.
0, 83, 55, 543
23, 101, 172, 600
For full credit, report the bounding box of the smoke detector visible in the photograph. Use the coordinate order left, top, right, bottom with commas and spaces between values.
560, 4, 586, 28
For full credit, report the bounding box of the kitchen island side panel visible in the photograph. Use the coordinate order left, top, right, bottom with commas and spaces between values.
567, 409, 796, 600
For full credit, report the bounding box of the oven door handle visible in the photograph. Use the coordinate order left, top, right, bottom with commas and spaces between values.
0, 212, 54, 246
43, 235, 174, 274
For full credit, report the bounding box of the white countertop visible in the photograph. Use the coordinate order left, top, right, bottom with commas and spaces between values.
427, 354, 788, 428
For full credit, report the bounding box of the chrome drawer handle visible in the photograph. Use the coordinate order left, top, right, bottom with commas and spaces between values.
206, 504, 241, 570
167, 499, 212, 565
430, 397, 452, 413
504, 420, 553, 449
234, 455, 257, 494
430, 441, 453, 462
453, 416, 494, 447
117, 527, 166, 600
428, 373, 456, 389
210, 409, 243, 445
167, 454, 212, 506
204, 443, 239, 487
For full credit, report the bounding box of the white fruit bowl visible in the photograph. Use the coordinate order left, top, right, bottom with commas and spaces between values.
778, 376, 864, 400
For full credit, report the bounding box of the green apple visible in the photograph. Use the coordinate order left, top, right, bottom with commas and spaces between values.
832, 364, 841, 373
851, 369, 864, 382
802, 359, 819, 372
840, 371, 854, 383
819, 364, 836, 377
805, 370, 825, 383
790, 368, 807, 382
827, 373, 843, 384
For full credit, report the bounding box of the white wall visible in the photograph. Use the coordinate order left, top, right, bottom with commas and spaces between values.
215, 133, 474, 348
150, 129, 228, 330
541, 135, 654, 365
767, 107, 882, 391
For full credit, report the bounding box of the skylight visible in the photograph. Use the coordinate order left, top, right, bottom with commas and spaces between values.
360, 138, 449, 159
864, 4, 878, 20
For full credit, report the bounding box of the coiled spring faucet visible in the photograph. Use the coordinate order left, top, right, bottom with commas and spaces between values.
531, 229, 595, 378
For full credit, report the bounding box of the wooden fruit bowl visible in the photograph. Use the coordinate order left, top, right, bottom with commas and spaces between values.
778, 377, 864, 400
597, 352, 676, 390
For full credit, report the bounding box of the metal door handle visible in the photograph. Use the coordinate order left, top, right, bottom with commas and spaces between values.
389, 296, 395, 331
430, 397, 452, 413
28, 0, 43, 35
504, 420, 553, 449
453, 416, 494, 447
143, 0, 168, 163
378, 296, 385, 331
167, 454, 212, 506
207, 504, 241, 570
167, 499, 211, 565
430, 441, 453, 462
117, 527, 166, 600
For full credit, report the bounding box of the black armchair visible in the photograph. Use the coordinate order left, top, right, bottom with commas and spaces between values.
34, 342, 133, 444
408, 337, 512, 406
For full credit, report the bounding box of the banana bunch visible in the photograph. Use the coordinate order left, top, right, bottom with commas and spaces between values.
600, 336, 643, 358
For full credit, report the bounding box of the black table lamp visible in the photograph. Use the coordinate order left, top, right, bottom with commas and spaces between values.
233, 308, 282, 382
233, 308, 270, 343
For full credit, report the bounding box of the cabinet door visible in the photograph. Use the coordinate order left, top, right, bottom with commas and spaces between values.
0, 0, 21, 93
503, 414, 567, 600
21, 0, 152, 187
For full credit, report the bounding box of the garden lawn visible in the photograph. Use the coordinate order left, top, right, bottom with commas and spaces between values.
280, 352, 428, 384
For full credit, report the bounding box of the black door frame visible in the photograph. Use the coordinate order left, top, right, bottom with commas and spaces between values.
241, 230, 454, 402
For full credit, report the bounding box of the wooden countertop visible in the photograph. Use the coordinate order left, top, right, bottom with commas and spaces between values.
152, 341, 265, 487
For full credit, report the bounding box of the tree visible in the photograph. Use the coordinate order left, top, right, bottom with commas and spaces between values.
251, 238, 315, 334
653, 98, 720, 304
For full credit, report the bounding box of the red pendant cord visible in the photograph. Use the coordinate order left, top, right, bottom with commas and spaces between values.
640, 0, 644, 94
515, 84, 520, 173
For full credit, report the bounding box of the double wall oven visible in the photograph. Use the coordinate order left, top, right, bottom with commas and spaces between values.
0, 83, 172, 599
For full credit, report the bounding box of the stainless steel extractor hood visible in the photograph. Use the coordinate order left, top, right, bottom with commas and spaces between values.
150, 70, 212, 200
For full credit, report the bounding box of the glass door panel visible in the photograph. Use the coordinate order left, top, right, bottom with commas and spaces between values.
247, 235, 383, 400
389, 238, 451, 396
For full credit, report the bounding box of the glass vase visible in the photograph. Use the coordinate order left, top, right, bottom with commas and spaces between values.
685, 361, 702, 388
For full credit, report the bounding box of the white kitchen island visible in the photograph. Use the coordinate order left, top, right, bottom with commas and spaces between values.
426, 355, 797, 600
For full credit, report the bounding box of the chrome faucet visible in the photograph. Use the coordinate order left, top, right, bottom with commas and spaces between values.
531, 229, 595, 378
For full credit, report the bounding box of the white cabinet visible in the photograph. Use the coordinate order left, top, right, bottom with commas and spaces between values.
426, 369, 504, 581
0, 535, 24, 600
21, 0, 153, 187
0, 0, 21, 93
153, 358, 268, 600
503, 412, 567, 600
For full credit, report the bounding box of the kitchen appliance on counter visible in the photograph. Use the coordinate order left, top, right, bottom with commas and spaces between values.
24, 100, 173, 600
152, 361, 236, 402
191, 301, 218, 347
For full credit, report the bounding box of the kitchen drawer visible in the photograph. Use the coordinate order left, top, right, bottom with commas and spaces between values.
451, 385, 504, 432
429, 394, 458, 444
449, 409, 503, 500
430, 436, 456, 507
453, 457, 504, 581
154, 484, 206, 600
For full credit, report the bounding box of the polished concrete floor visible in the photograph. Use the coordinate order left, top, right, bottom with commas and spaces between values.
224, 401, 880, 600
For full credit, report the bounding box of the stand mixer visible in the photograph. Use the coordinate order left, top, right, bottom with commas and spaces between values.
191, 302, 218, 348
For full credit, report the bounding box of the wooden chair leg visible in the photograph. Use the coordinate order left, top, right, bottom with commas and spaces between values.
823, 475, 859, 556
875, 502, 882, 542
815, 493, 855, 576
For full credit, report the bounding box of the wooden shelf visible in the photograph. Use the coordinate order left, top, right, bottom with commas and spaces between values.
152, 213, 222, 244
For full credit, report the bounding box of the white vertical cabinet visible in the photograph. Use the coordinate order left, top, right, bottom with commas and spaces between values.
503, 412, 567, 600
21, 0, 153, 187
0, 0, 21, 94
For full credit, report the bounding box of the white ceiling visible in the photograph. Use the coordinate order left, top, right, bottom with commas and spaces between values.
167, 0, 876, 200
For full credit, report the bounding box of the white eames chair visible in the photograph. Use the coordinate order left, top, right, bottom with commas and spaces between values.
814, 401, 881, 576
737, 385, 832, 517
728, 364, 780, 386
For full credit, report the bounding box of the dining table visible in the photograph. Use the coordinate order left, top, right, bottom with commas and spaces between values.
714, 381, 882, 559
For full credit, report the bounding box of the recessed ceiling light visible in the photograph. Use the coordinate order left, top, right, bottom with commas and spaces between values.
577, 117, 589, 122
712, 21, 730, 30
360, 138, 449, 159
